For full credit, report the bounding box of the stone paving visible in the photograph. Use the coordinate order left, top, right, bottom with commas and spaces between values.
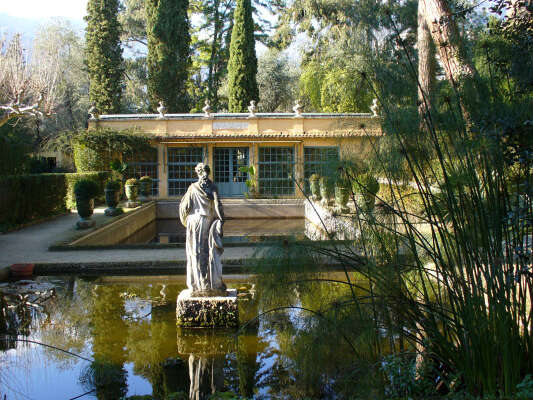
0, 209, 256, 268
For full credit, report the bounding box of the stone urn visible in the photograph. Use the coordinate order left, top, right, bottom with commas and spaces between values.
104, 180, 123, 216
76, 196, 94, 220
352, 173, 379, 213
138, 176, 152, 202
124, 178, 140, 208
309, 174, 321, 201
319, 177, 333, 207
335, 185, 350, 213
75, 196, 95, 228
73, 178, 99, 229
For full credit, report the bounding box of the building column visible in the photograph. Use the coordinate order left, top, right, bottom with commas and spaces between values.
295, 142, 305, 198
157, 144, 168, 198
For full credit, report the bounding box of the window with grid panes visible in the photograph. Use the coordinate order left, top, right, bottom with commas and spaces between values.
167, 147, 204, 196
126, 148, 159, 196
304, 147, 340, 192
258, 147, 295, 195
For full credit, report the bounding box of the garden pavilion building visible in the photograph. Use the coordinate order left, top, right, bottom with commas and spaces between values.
89, 112, 382, 199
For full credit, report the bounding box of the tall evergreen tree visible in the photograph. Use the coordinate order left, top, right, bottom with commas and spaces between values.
85, 0, 123, 114
227, 0, 258, 112
146, 0, 191, 113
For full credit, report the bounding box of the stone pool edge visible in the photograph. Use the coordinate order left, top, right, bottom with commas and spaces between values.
32, 258, 256, 275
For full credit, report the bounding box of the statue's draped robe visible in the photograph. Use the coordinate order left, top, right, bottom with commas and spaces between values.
179, 181, 225, 293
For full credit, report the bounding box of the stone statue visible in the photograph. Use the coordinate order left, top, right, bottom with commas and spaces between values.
293, 99, 302, 117
157, 101, 167, 118
202, 99, 211, 118
370, 98, 380, 117
179, 163, 226, 296
247, 100, 257, 118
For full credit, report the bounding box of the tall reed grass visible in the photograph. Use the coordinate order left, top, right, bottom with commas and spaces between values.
252, 13, 532, 398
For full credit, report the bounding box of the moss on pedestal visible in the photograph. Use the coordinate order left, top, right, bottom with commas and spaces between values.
176, 289, 238, 328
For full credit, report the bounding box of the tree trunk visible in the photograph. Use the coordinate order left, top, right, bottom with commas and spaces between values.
421, 0, 479, 125
417, 0, 437, 127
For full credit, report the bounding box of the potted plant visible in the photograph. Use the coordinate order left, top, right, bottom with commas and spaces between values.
104, 179, 123, 216
309, 174, 321, 201
352, 173, 380, 213
239, 165, 258, 198
125, 178, 139, 207
319, 176, 333, 206
335, 176, 351, 213
139, 176, 153, 202
74, 178, 100, 228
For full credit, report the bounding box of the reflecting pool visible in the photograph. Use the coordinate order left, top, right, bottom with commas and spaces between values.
0, 273, 360, 400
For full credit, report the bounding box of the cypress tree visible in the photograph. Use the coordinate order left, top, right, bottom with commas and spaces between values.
227, 0, 258, 112
85, 0, 124, 114
146, 0, 191, 113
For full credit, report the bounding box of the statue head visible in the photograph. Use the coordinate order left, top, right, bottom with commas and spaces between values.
195, 163, 210, 180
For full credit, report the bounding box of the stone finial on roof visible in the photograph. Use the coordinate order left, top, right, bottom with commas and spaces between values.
370, 98, 380, 118
88, 105, 99, 120
202, 99, 212, 118
248, 100, 257, 118
157, 101, 167, 118
293, 100, 302, 118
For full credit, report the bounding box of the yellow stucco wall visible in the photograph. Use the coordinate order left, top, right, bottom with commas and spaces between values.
88, 114, 382, 198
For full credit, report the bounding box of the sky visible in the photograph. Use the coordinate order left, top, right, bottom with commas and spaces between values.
0, 0, 87, 20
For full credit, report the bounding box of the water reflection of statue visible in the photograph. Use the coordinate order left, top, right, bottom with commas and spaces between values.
179, 163, 226, 295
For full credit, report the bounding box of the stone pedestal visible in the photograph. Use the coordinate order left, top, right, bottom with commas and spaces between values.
76, 219, 95, 229
104, 207, 123, 216
125, 201, 140, 208
176, 289, 238, 328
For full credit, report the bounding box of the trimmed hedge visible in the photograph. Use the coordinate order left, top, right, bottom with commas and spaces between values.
0, 171, 110, 231
0, 174, 68, 230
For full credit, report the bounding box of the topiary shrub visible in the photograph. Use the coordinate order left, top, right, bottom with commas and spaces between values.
65, 172, 110, 209
105, 179, 121, 191
73, 179, 100, 199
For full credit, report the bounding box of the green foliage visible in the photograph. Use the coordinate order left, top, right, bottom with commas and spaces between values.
0, 174, 67, 231
516, 375, 533, 399
227, 0, 258, 112
85, 0, 124, 113
0, 125, 33, 176
146, 0, 191, 112
309, 173, 320, 181
299, 60, 373, 113
257, 49, 298, 112
71, 128, 152, 172
352, 173, 379, 196
125, 178, 138, 186
65, 172, 110, 209
105, 179, 121, 191
73, 178, 102, 200
139, 176, 152, 183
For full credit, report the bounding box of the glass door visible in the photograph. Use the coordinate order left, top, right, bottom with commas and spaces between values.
214, 147, 249, 196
